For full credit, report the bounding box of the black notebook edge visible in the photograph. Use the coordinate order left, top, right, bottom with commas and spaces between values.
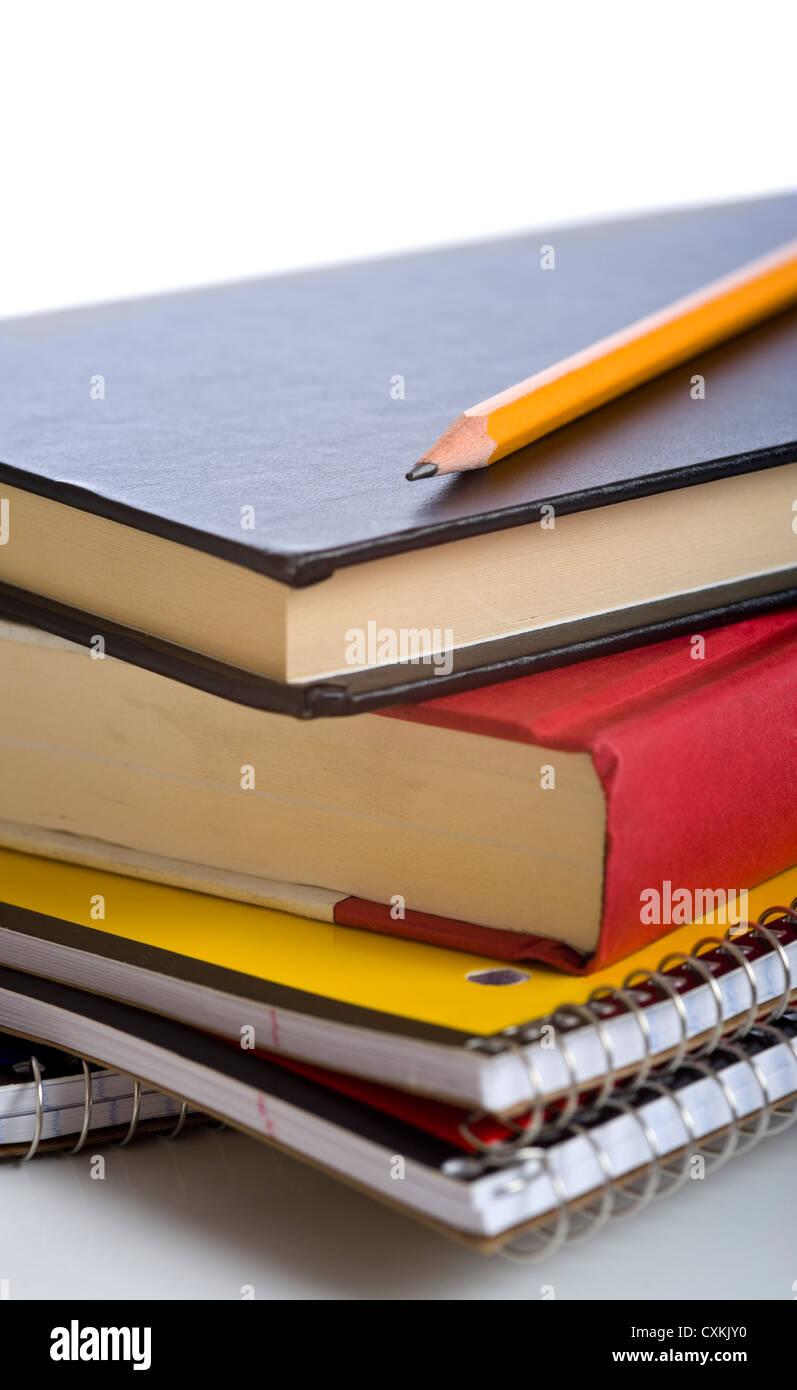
2, 441, 797, 588
2, 574, 796, 717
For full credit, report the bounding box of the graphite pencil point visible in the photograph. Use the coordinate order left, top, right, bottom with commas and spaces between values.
405, 461, 439, 481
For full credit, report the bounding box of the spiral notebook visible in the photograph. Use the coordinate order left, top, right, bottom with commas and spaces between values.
0, 1034, 203, 1159
0, 848, 795, 1120
0, 963, 794, 1251
248, 1019, 797, 1254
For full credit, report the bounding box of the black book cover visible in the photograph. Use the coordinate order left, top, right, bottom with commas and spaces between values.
2, 190, 796, 713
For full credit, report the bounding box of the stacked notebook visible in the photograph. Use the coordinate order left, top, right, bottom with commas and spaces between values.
0, 1032, 204, 1158
1, 190, 796, 1255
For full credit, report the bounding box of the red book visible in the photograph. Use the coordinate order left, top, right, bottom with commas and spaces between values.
334, 610, 797, 972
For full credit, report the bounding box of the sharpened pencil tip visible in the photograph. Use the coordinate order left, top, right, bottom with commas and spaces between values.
405, 461, 439, 481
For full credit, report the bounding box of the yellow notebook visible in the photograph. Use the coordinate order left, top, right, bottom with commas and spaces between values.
0, 847, 795, 1114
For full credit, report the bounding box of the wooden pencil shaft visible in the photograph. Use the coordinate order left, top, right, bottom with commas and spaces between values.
413, 238, 797, 476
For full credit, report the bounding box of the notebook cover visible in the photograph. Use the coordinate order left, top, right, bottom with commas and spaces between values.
1, 847, 795, 1035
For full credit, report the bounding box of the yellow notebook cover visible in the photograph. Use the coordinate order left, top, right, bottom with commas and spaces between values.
0, 846, 795, 1038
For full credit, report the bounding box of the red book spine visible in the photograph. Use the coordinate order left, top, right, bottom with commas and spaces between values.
590, 630, 797, 967
338, 613, 797, 972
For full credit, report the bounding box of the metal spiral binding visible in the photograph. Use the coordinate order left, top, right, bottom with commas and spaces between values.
69, 1060, 93, 1155
460, 897, 797, 1154
496, 1010, 797, 1262
161, 1102, 189, 1140
21, 1055, 44, 1162
113, 1079, 142, 1147
14, 1057, 193, 1159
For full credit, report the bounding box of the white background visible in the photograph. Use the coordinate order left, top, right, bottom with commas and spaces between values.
1, 0, 795, 1300
1, 0, 795, 318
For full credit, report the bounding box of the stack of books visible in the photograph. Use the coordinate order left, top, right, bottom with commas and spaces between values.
0, 190, 796, 1256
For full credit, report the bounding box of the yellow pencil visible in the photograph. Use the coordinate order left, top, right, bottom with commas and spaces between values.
406, 237, 797, 480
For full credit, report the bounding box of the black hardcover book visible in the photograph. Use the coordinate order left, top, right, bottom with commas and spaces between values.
1, 191, 796, 715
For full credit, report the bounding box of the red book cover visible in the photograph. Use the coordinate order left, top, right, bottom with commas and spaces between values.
334, 610, 797, 972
